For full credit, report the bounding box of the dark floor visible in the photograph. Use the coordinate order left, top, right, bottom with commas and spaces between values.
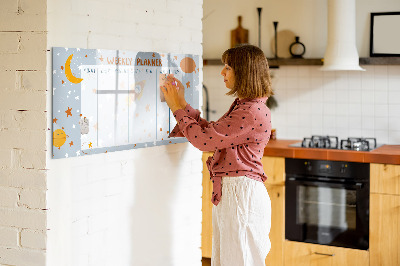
202, 257, 211, 266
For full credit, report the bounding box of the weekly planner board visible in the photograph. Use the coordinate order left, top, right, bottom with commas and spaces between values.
52, 47, 200, 159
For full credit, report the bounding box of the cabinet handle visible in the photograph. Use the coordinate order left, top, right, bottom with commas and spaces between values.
313, 252, 335, 256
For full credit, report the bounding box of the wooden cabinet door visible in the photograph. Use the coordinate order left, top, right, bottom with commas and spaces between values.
370, 163, 400, 195
202, 152, 213, 258
265, 184, 285, 266
284, 241, 369, 266
262, 156, 285, 186
370, 193, 400, 266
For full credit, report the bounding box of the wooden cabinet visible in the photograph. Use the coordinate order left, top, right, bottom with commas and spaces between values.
370, 163, 400, 266
264, 184, 285, 266
370, 163, 400, 195
201, 152, 213, 258
262, 156, 285, 266
261, 156, 285, 186
284, 241, 369, 266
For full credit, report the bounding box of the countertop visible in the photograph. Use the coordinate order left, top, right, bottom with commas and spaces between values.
263, 139, 400, 165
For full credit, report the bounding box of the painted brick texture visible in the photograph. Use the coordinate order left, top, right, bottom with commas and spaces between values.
0, 0, 48, 265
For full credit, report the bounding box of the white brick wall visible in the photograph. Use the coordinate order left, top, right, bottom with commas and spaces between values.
0, 0, 48, 265
46, 1, 203, 266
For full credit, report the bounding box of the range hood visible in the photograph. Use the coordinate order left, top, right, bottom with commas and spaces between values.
320, 0, 365, 71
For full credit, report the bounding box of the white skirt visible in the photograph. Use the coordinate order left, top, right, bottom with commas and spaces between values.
212, 176, 271, 266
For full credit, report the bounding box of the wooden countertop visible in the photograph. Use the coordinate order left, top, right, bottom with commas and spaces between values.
263, 139, 400, 165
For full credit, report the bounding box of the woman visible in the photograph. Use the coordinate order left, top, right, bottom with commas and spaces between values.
161, 44, 273, 266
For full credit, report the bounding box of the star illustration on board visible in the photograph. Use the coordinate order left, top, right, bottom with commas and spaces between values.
89, 142, 92, 148
65, 107, 72, 117
69, 141, 74, 147
99, 55, 104, 62
145, 104, 150, 112
152, 53, 156, 57
53, 117, 58, 123
186, 81, 190, 88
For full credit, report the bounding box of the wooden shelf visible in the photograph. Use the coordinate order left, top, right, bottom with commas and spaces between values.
203, 58, 322, 67
268, 58, 323, 67
203, 57, 400, 67
359, 57, 400, 65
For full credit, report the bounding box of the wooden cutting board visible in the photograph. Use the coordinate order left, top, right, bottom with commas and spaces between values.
231, 16, 249, 48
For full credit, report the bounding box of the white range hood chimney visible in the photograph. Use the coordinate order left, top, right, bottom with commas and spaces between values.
320, 0, 365, 71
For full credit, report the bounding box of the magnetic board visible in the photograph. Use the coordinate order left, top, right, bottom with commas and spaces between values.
52, 47, 200, 159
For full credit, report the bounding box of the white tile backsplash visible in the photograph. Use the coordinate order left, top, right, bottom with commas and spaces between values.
374, 78, 388, 91
270, 65, 400, 144
388, 91, 400, 105
204, 65, 400, 144
389, 105, 400, 117
375, 104, 389, 117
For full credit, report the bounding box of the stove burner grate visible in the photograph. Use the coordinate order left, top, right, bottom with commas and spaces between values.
301, 135, 339, 149
298, 136, 378, 151
340, 137, 377, 151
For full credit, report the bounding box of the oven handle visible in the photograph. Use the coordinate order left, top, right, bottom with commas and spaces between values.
286, 177, 364, 189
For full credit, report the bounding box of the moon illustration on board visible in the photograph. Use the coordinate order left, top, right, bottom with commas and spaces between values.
65, 54, 83, 84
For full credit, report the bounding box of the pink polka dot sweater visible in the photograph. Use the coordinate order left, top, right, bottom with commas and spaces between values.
169, 97, 271, 206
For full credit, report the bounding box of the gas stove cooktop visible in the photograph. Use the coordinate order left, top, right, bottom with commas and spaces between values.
289, 135, 383, 151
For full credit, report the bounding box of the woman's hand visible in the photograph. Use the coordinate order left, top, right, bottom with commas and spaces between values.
167, 75, 187, 109
160, 79, 184, 113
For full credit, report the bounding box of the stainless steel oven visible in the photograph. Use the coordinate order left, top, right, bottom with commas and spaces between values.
285, 158, 369, 250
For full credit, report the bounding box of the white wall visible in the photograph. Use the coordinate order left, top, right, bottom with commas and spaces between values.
203, 0, 400, 58
203, 0, 400, 145
46, 0, 203, 266
0, 0, 48, 265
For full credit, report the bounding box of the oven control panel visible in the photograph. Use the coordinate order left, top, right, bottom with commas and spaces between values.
285, 158, 369, 180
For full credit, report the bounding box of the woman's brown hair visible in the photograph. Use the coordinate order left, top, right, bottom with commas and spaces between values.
221, 44, 273, 99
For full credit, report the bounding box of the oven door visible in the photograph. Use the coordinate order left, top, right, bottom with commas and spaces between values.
285, 177, 369, 250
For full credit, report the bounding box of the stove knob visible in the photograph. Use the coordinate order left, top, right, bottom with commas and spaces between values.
305, 162, 312, 171
340, 164, 347, 174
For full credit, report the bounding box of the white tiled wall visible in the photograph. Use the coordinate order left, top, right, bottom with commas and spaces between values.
203, 65, 400, 144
